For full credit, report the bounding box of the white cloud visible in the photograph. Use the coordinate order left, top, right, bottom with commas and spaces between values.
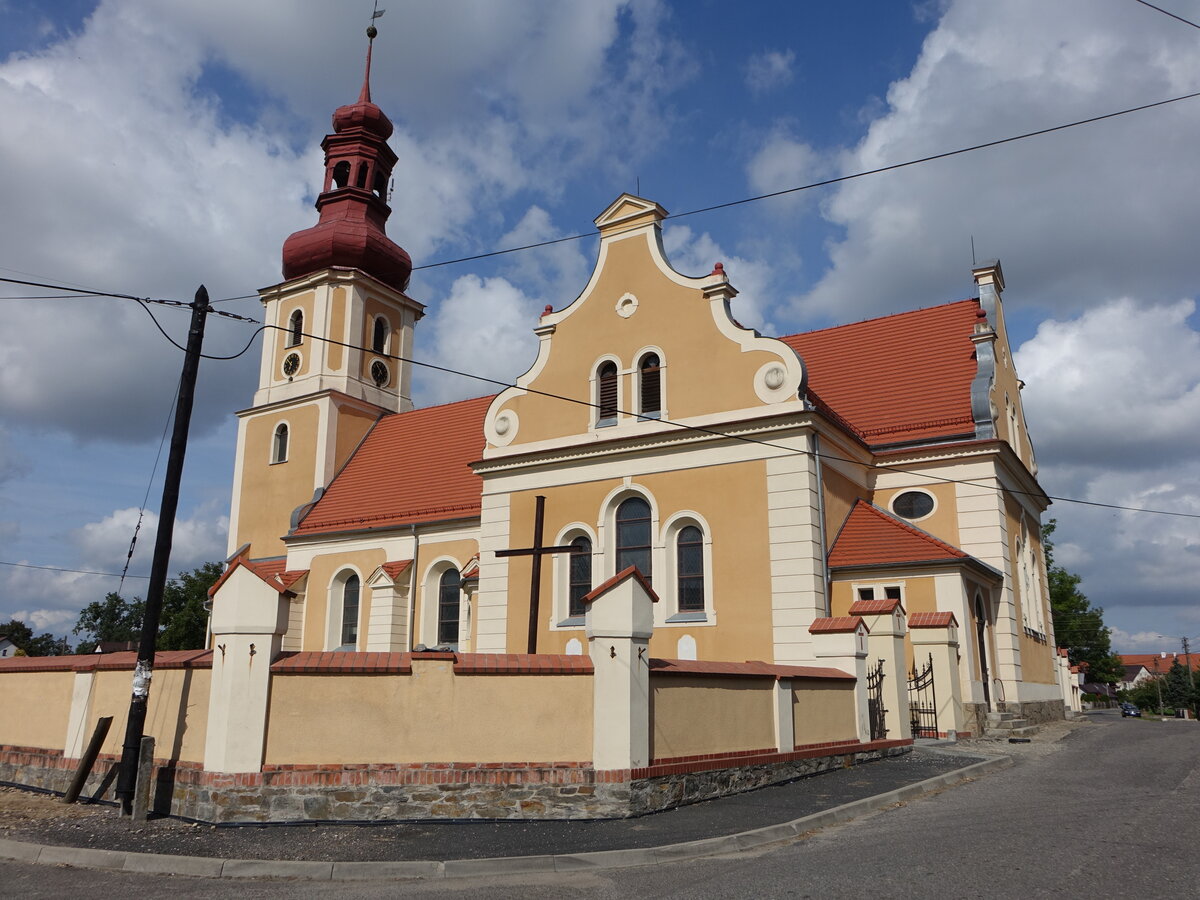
744, 129, 826, 214
744, 50, 795, 94
416, 274, 543, 405
73, 505, 229, 575
800, 0, 1200, 320
662, 225, 777, 334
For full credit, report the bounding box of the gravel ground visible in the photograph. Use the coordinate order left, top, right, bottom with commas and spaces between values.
0, 724, 1091, 864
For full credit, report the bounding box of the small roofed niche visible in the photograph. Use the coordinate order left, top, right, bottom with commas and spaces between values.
288, 309, 303, 346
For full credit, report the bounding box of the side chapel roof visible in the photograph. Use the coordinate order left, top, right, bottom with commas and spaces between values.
828, 499, 971, 569
291, 394, 494, 537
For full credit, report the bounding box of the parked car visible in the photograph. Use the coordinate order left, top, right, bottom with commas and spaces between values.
1121, 703, 1142, 718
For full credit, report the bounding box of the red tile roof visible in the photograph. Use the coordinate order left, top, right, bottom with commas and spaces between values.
829, 500, 968, 569
849, 597, 903, 616
0, 650, 212, 673
809, 615, 866, 634
1118, 653, 1200, 673
379, 560, 413, 580
583, 565, 660, 604
781, 299, 981, 447
292, 395, 494, 537
909, 611, 958, 628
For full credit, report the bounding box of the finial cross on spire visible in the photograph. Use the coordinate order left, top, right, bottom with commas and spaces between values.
360, 2, 386, 103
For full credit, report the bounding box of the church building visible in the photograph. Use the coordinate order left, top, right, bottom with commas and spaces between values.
211, 36, 1064, 746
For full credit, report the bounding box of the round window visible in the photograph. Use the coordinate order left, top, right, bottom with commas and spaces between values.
892, 490, 934, 520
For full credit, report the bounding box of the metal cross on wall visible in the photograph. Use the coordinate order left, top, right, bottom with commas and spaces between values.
495, 495, 574, 654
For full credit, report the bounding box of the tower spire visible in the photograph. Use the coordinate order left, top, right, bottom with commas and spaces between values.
361, 3, 384, 103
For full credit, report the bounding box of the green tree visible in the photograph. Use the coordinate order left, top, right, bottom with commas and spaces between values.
158, 562, 222, 650
1, 618, 71, 656
1042, 520, 1124, 685
72, 592, 145, 654
72, 562, 222, 654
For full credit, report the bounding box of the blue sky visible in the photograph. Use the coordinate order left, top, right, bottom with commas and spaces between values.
1, 0, 1198, 654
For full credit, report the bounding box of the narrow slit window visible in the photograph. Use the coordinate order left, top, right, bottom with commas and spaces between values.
676, 525, 704, 612
639, 353, 661, 418
568, 536, 592, 618
340, 574, 360, 648
438, 568, 461, 646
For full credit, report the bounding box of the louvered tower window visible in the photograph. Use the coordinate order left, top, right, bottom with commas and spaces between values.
288, 310, 304, 346
639, 353, 661, 418
597, 361, 618, 425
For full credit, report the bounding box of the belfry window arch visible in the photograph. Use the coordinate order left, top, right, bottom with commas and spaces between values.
331, 160, 351, 190
372, 315, 389, 354
288, 309, 304, 346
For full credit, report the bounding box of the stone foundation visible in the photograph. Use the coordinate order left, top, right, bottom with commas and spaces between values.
999, 698, 1065, 725
0, 739, 911, 823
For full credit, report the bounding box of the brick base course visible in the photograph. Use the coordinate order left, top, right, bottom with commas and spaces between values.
0, 740, 911, 823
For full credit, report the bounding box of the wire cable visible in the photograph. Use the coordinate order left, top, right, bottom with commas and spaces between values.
411, 88, 1200, 272
1132, 0, 1200, 30
0, 560, 149, 579
260, 322, 1200, 520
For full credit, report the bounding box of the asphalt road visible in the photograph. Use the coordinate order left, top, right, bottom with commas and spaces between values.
2, 711, 1196, 898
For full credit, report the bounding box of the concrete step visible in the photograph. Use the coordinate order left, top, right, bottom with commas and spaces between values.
983, 723, 1039, 740
985, 717, 1030, 731
986, 711, 1019, 724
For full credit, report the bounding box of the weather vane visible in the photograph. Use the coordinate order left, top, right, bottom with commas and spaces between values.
368, 1, 385, 40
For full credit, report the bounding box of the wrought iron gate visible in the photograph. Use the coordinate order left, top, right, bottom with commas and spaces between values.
866, 658, 887, 741
908, 653, 938, 738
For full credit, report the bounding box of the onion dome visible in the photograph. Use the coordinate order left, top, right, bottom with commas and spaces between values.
281, 31, 411, 293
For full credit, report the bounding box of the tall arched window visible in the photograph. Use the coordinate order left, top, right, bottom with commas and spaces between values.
272, 423, 289, 463
288, 310, 304, 346
639, 353, 661, 418
568, 535, 592, 618
597, 361, 618, 425
340, 574, 360, 648
372, 316, 388, 354
438, 568, 461, 646
676, 525, 704, 612
616, 497, 652, 583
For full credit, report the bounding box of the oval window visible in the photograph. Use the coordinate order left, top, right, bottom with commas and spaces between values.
892, 490, 934, 520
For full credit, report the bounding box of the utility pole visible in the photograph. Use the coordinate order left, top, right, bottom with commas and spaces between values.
114, 286, 209, 815
1183, 637, 1194, 690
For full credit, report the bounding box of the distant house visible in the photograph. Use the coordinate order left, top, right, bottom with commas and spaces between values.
0, 636, 15, 658
1118, 652, 1199, 691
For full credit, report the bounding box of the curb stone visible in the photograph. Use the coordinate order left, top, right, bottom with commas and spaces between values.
0, 753, 1011, 881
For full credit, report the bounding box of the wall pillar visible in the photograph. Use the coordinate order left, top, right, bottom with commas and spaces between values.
584, 567, 657, 770
773, 678, 794, 752
809, 617, 870, 741
63, 669, 96, 758
854, 604, 911, 741
203, 564, 289, 773
910, 617, 965, 736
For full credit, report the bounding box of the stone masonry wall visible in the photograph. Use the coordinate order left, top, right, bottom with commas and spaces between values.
1, 740, 912, 823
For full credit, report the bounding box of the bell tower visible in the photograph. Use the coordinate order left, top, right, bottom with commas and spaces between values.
228, 25, 423, 559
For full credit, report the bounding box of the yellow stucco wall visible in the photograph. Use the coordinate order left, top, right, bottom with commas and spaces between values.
327, 286, 347, 371
87, 668, 209, 762
304, 548, 389, 650
503, 459, 774, 661
791, 680, 857, 745
236, 403, 321, 557
0, 671, 74, 751
823, 465, 867, 541
649, 675, 776, 758
334, 406, 381, 474
495, 231, 796, 445
263, 661, 592, 764
274, 290, 315, 379
874, 482, 960, 549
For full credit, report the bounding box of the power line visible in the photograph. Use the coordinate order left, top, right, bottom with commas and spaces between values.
1133, 0, 1200, 30
256, 321, 1200, 521
0, 560, 149, 579
411, 88, 1200, 272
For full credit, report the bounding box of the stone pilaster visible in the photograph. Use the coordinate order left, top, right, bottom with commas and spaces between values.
910, 617, 965, 736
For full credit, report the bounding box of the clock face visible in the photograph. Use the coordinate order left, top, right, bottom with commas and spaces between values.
371, 359, 389, 387
282, 353, 300, 377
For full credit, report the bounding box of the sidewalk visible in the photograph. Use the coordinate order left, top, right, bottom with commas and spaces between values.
0, 746, 1007, 880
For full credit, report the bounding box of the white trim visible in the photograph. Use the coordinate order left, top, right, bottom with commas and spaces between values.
325, 566, 365, 651
615, 292, 639, 319
660, 511, 715, 627
421, 557, 465, 649
550, 523, 597, 630
888, 488, 937, 523
270, 419, 291, 465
